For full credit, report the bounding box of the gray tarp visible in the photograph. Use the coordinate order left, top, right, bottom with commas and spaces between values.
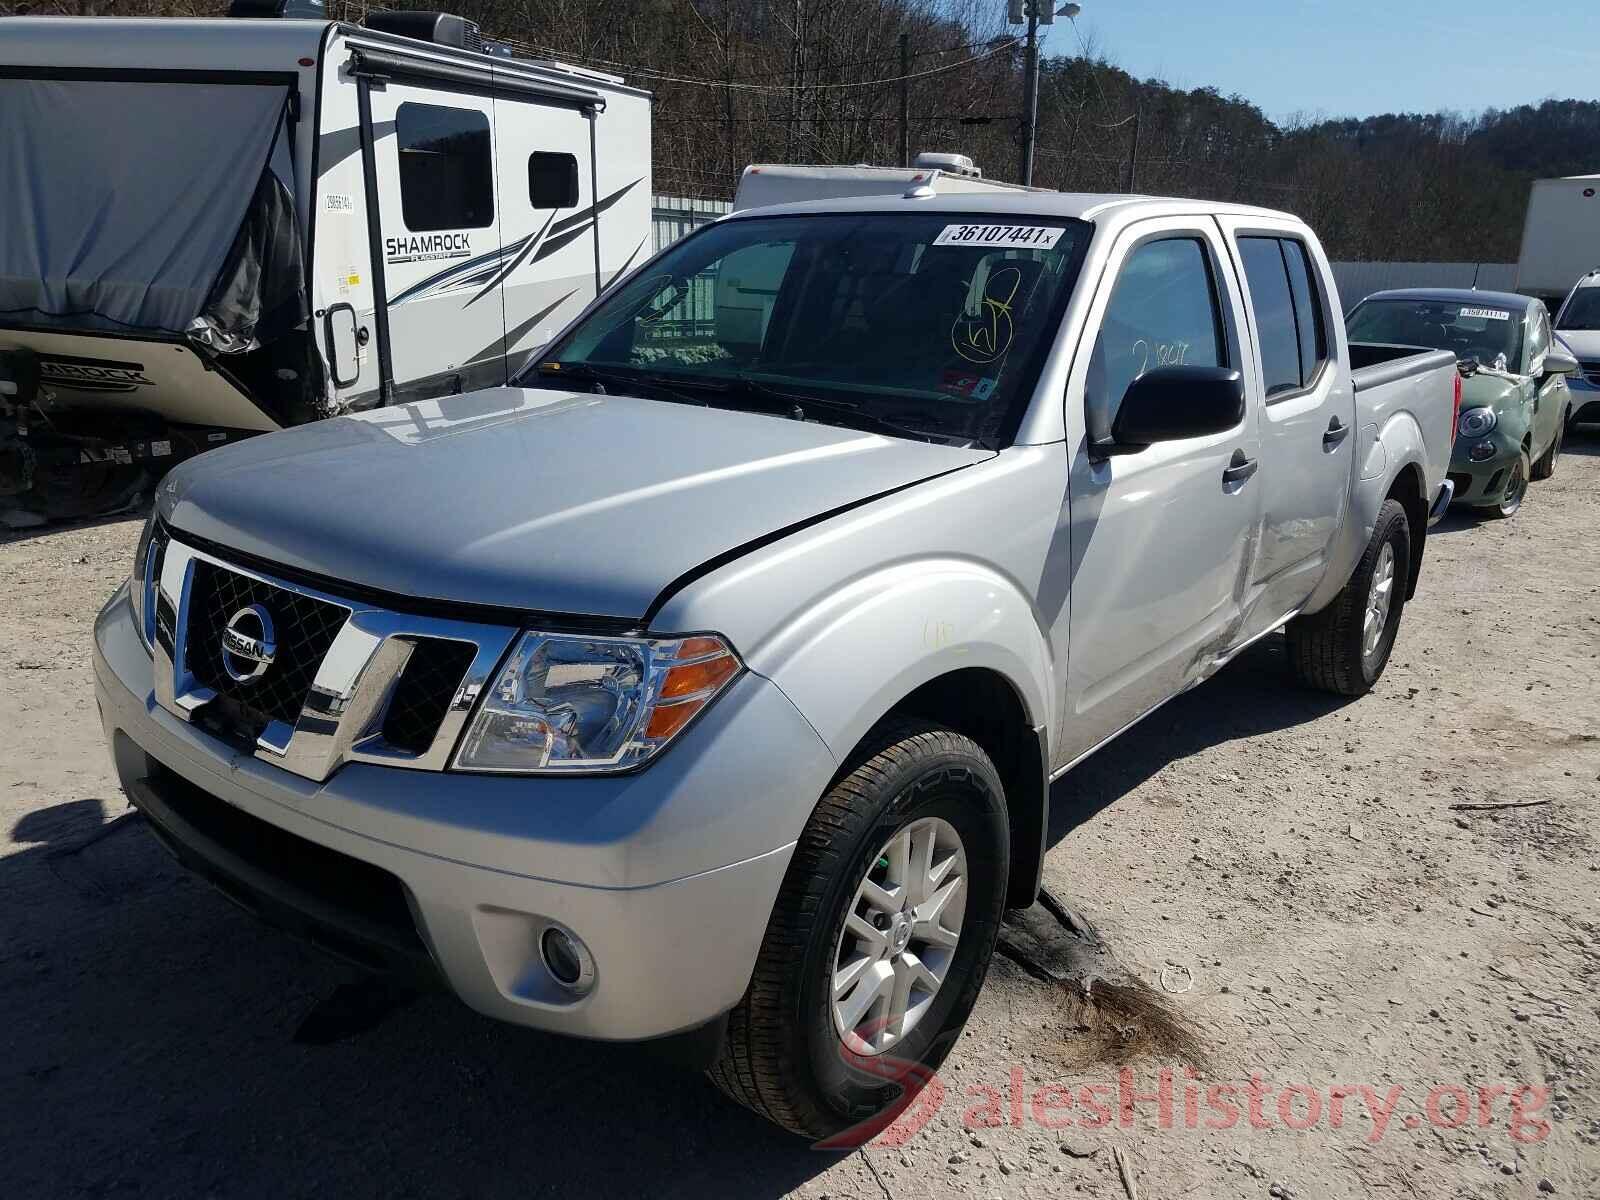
0, 78, 291, 338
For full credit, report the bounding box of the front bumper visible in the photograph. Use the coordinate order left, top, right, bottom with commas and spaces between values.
94, 586, 833, 1041
1569, 379, 1600, 424
1427, 478, 1455, 526
1446, 429, 1521, 507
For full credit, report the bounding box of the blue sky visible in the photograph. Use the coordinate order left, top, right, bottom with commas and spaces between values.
1050, 0, 1600, 121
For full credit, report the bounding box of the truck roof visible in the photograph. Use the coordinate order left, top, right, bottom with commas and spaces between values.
723, 190, 1302, 225
1362, 287, 1538, 311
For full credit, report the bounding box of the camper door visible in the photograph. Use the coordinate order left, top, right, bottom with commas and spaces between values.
490, 97, 599, 378
367, 85, 506, 400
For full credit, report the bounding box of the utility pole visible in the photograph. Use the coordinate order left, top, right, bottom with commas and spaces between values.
1018, 8, 1040, 185
1124, 107, 1141, 192
1012, 2, 1078, 187
899, 32, 911, 168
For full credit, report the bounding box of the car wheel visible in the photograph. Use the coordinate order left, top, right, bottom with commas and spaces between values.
1530, 419, 1562, 481
1286, 497, 1410, 697
1492, 450, 1530, 517
709, 719, 1008, 1141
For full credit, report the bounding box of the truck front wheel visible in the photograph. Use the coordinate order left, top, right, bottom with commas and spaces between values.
708, 719, 1009, 1140
1287, 498, 1410, 696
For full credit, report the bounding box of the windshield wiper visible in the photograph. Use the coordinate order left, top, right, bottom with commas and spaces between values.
716, 376, 974, 446
532, 365, 981, 446
528, 363, 712, 407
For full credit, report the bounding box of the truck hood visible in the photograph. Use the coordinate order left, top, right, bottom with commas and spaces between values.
158, 387, 991, 620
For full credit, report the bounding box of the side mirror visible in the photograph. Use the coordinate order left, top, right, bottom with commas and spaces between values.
1542, 346, 1580, 377
1097, 366, 1246, 456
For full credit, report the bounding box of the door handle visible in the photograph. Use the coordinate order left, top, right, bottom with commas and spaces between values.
1222, 450, 1258, 486
1323, 417, 1350, 448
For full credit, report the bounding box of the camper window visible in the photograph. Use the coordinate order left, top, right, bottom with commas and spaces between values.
396, 102, 494, 232
529, 152, 580, 209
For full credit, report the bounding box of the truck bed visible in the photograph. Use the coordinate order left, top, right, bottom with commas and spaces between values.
1348, 341, 1457, 391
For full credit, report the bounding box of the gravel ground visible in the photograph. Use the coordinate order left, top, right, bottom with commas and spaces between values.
3, 440, 1597, 1199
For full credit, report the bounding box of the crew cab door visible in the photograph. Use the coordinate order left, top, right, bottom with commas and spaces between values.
1058, 219, 1263, 766
366, 85, 505, 401
1216, 216, 1354, 634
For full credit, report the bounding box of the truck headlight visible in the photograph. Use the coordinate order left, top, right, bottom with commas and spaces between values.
128, 513, 168, 653
1458, 406, 1497, 438
453, 631, 741, 773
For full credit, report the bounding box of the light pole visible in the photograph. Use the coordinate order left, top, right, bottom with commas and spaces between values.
1012, 2, 1080, 187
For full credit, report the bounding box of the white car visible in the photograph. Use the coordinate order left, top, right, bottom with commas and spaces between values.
1555, 269, 1600, 426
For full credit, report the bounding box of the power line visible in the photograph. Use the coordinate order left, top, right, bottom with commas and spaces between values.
495, 34, 1021, 92
653, 112, 1016, 125
504, 33, 1021, 86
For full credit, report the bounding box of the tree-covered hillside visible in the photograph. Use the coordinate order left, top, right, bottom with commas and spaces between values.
5, 0, 1597, 261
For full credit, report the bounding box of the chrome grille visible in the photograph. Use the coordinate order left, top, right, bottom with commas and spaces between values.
381, 638, 480, 755
150, 532, 517, 782
185, 559, 350, 728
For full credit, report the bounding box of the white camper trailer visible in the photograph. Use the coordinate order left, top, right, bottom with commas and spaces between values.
0, 6, 651, 519
1515, 174, 1600, 302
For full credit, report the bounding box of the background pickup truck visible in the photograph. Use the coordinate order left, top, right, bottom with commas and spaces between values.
95, 193, 1457, 1139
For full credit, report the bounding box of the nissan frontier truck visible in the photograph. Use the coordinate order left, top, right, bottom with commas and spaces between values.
94, 192, 1459, 1138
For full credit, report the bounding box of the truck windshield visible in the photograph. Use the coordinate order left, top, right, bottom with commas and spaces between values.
522, 212, 1090, 447
1346, 298, 1524, 369
1557, 287, 1600, 331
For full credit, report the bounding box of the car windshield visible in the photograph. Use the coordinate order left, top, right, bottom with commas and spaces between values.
1346, 298, 1524, 370
519, 212, 1090, 448
1557, 287, 1600, 331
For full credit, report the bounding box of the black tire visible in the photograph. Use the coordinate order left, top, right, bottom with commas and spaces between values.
1490, 450, 1530, 518
1530, 415, 1563, 481
708, 719, 1009, 1140
1286, 498, 1410, 697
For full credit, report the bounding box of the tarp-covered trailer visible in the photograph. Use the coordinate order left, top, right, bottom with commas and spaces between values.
0, 4, 652, 522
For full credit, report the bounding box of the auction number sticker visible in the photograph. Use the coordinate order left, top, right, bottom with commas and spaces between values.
1458, 307, 1510, 321
934, 223, 1065, 250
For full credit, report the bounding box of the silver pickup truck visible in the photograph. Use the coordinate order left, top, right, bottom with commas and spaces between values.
94, 193, 1457, 1138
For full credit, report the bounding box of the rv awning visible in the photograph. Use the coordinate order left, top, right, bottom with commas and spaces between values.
0, 77, 295, 341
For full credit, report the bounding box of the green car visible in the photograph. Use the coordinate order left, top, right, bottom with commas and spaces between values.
1346, 289, 1580, 517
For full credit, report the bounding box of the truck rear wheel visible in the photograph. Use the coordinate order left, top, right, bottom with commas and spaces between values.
708, 719, 1008, 1141
1286, 498, 1410, 697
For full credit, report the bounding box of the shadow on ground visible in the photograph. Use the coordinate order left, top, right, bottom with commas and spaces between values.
1, 799, 824, 1199
1045, 634, 1353, 847
0, 508, 147, 547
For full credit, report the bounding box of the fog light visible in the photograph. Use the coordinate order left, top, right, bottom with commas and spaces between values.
540, 924, 595, 993
1469, 440, 1496, 462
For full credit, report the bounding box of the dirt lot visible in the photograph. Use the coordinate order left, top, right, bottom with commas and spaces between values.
3, 441, 1597, 1199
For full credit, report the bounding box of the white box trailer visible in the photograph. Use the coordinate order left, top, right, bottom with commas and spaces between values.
0, 7, 651, 520
1515, 173, 1600, 302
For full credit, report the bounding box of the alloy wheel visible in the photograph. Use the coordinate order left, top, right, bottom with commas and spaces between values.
831, 816, 968, 1055
1363, 541, 1396, 663
1499, 458, 1527, 516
